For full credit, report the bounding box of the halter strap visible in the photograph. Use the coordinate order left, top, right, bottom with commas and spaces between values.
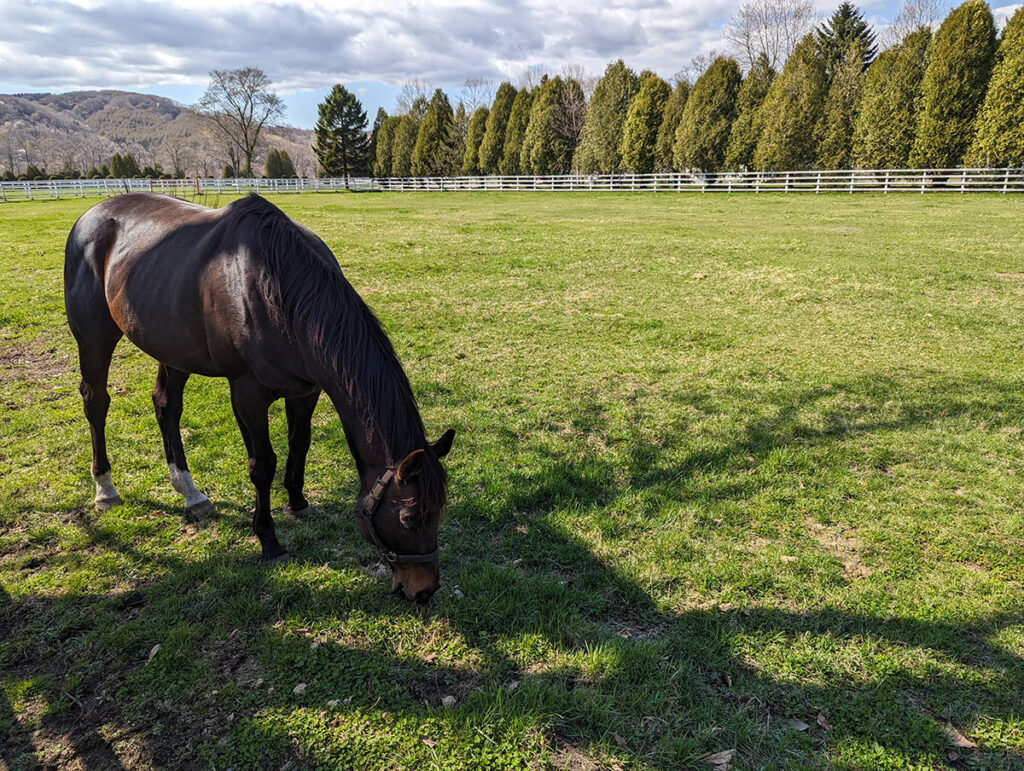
355, 468, 439, 564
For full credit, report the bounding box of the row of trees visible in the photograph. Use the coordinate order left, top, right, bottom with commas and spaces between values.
312, 0, 1022, 178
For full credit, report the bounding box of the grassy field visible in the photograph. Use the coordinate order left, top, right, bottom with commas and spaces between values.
1, 190, 1023, 770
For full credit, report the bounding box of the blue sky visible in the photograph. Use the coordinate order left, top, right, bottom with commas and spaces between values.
0, 1, 1019, 129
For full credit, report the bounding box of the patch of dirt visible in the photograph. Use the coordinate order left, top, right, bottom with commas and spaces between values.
548, 736, 623, 770
0, 339, 75, 387
404, 664, 481, 708
806, 520, 877, 579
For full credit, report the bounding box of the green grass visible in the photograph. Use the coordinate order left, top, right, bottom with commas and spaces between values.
2, 190, 1023, 769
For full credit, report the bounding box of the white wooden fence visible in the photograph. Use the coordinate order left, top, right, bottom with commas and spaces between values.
2, 168, 1024, 202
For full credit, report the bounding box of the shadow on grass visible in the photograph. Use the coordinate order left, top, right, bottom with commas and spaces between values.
2, 372, 1023, 768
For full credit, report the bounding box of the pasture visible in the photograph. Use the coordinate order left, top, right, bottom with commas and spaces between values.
1, 191, 1023, 769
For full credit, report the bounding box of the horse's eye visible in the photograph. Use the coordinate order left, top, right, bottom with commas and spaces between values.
398, 505, 422, 530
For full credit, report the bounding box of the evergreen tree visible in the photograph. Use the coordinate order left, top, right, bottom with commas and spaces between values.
412, 89, 456, 176
725, 53, 776, 170
754, 34, 828, 170
462, 106, 489, 175
817, 39, 868, 168
520, 77, 575, 174
390, 97, 428, 177
109, 153, 124, 177
573, 60, 639, 173
674, 56, 743, 172
852, 27, 930, 168
265, 149, 296, 177
966, 6, 1024, 167
910, 0, 996, 168
223, 163, 236, 178
816, 2, 877, 82
314, 84, 369, 180
445, 103, 469, 175
368, 107, 387, 171
619, 71, 671, 173
500, 88, 534, 175
478, 82, 516, 174
374, 116, 399, 177
654, 81, 689, 171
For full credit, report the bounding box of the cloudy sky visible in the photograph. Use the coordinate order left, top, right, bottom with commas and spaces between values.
0, 0, 1019, 128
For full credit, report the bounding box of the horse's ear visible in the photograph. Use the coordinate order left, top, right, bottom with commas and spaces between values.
396, 448, 425, 482
432, 429, 455, 459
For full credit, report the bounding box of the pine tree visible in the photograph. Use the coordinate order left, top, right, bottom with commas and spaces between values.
754, 34, 828, 170
674, 57, 743, 172
619, 71, 671, 173
817, 39, 868, 168
374, 116, 399, 177
445, 103, 469, 175
573, 60, 639, 173
390, 97, 428, 177
314, 84, 369, 180
462, 106, 489, 175
265, 149, 296, 178
368, 107, 387, 171
478, 82, 516, 174
966, 6, 1024, 167
852, 27, 930, 169
412, 89, 456, 176
817, 2, 877, 83
654, 81, 689, 171
520, 77, 576, 174
910, 0, 996, 168
725, 54, 775, 170
500, 88, 534, 175
110, 153, 124, 177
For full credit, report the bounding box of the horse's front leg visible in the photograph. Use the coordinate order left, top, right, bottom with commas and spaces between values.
282, 390, 320, 519
153, 363, 213, 520
229, 376, 287, 562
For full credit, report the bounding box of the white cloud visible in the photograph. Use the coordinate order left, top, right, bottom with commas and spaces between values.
0, 0, 746, 92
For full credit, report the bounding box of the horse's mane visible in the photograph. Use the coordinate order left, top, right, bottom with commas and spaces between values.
228, 194, 447, 512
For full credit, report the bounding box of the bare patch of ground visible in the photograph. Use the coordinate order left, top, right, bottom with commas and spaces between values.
806, 521, 876, 579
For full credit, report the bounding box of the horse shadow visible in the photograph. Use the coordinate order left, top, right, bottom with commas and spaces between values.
3, 371, 1023, 768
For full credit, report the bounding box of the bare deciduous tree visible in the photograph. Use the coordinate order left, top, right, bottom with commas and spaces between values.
884, 0, 947, 46
460, 78, 497, 111
561, 64, 599, 98
724, 0, 816, 71
682, 50, 724, 82
395, 78, 434, 115
194, 67, 284, 177
517, 65, 546, 90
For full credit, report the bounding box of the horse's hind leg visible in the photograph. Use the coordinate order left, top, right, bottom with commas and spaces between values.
153, 363, 213, 520
229, 376, 287, 562
282, 390, 320, 519
74, 329, 122, 510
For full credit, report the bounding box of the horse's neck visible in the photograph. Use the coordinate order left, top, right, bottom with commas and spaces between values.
322, 371, 421, 474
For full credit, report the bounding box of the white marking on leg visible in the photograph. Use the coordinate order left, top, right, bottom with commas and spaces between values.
92, 470, 120, 504
168, 464, 211, 509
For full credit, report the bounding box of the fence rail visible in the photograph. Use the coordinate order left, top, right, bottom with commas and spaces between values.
3, 168, 1024, 202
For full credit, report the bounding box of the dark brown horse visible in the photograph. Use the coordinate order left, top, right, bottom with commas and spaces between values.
64, 193, 454, 602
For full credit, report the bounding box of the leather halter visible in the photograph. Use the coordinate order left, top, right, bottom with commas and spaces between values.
354, 468, 439, 564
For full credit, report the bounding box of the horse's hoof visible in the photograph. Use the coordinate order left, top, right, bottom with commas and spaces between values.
283, 503, 313, 520
185, 498, 214, 522
94, 495, 122, 511
262, 550, 290, 564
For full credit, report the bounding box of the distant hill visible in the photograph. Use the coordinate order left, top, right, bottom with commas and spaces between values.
0, 90, 315, 178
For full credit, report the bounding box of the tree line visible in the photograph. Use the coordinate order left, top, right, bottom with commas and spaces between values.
312, 0, 1024, 179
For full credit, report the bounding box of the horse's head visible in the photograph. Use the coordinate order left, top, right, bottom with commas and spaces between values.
355, 429, 455, 603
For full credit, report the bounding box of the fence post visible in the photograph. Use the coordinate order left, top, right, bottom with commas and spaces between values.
920, 171, 926, 194
785, 173, 790, 193
849, 171, 855, 194
815, 172, 821, 194
1004, 168, 1010, 194
884, 171, 890, 194
960, 172, 966, 194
